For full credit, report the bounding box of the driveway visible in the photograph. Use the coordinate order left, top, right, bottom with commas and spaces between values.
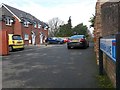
2, 43, 99, 88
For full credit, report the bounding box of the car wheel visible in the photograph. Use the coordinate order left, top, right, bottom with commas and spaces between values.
83, 44, 87, 49
20, 48, 24, 50
67, 46, 71, 49
47, 41, 50, 44
87, 43, 89, 47
9, 46, 13, 52
58, 42, 61, 44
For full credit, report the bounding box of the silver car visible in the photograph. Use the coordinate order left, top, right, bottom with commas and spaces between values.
67, 35, 89, 49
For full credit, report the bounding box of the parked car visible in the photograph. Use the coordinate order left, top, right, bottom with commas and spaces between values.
46, 37, 64, 44
63, 37, 69, 43
8, 34, 24, 51
67, 35, 89, 49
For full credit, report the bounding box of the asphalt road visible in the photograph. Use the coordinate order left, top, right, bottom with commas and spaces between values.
2, 43, 99, 88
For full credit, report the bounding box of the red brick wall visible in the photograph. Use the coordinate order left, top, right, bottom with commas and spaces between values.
1, 17, 49, 45
31, 25, 40, 45
2, 21, 14, 34
103, 54, 116, 87
21, 23, 32, 45
94, 2, 104, 65
14, 17, 22, 35
43, 30, 48, 37
0, 21, 2, 30
101, 2, 119, 87
0, 30, 9, 55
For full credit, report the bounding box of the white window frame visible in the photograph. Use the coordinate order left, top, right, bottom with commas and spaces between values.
34, 22, 37, 28
44, 26, 48, 30
24, 34, 29, 40
38, 23, 41, 28
24, 20, 29, 27
5, 17, 12, 26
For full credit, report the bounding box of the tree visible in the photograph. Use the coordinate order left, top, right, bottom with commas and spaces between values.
48, 17, 64, 37
72, 23, 88, 36
68, 16, 72, 28
49, 17, 90, 38
57, 24, 72, 37
56, 16, 72, 37
89, 14, 95, 28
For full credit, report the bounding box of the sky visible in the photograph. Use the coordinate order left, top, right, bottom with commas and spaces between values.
0, 0, 97, 33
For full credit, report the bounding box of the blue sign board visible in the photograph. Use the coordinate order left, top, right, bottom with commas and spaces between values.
100, 39, 116, 62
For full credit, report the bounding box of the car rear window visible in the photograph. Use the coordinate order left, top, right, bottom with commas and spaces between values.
12, 35, 22, 40
70, 35, 84, 39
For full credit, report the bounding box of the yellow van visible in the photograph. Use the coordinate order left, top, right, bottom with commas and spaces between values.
8, 34, 24, 51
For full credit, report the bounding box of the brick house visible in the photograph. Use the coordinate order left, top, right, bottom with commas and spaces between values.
0, 3, 49, 45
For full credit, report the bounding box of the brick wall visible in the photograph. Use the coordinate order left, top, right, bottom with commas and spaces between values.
2, 21, 14, 34
31, 25, 40, 45
103, 53, 116, 87
101, 2, 120, 87
21, 23, 32, 45
14, 17, 22, 35
94, 1, 105, 64
101, 2, 119, 37
94, 1, 120, 88
0, 21, 2, 30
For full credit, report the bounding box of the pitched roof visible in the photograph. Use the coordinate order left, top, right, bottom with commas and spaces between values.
2, 3, 43, 24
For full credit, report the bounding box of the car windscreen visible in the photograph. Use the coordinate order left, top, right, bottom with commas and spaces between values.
70, 35, 84, 39
12, 35, 22, 40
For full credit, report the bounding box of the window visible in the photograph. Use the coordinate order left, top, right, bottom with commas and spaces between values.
44, 27, 47, 30
24, 34, 29, 40
5, 17, 13, 26
12, 35, 22, 40
24, 21, 29, 27
38, 23, 41, 28
24, 20, 29, 27
44, 26, 48, 30
34, 22, 37, 28
70, 35, 85, 39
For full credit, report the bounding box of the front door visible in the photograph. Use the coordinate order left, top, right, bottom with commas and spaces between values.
31, 31, 36, 45
40, 33, 43, 44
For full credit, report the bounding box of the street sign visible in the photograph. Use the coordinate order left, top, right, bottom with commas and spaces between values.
100, 39, 116, 62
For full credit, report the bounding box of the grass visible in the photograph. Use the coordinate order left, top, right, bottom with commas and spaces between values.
96, 75, 114, 88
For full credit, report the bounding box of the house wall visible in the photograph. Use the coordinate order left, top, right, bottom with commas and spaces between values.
1, 4, 49, 46
41, 28, 48, 43
31, 24, 40, 45
0, 21, 2, 30
43, 29, 48, 37
2, 21, 14, 34
21, 23, 32, 45
13, 19, 43, 45
14, 17, 22, 35
1, 5, 14, 34
13, 17, 47, 45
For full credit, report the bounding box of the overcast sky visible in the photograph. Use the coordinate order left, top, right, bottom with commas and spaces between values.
0, 0, 97, 32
